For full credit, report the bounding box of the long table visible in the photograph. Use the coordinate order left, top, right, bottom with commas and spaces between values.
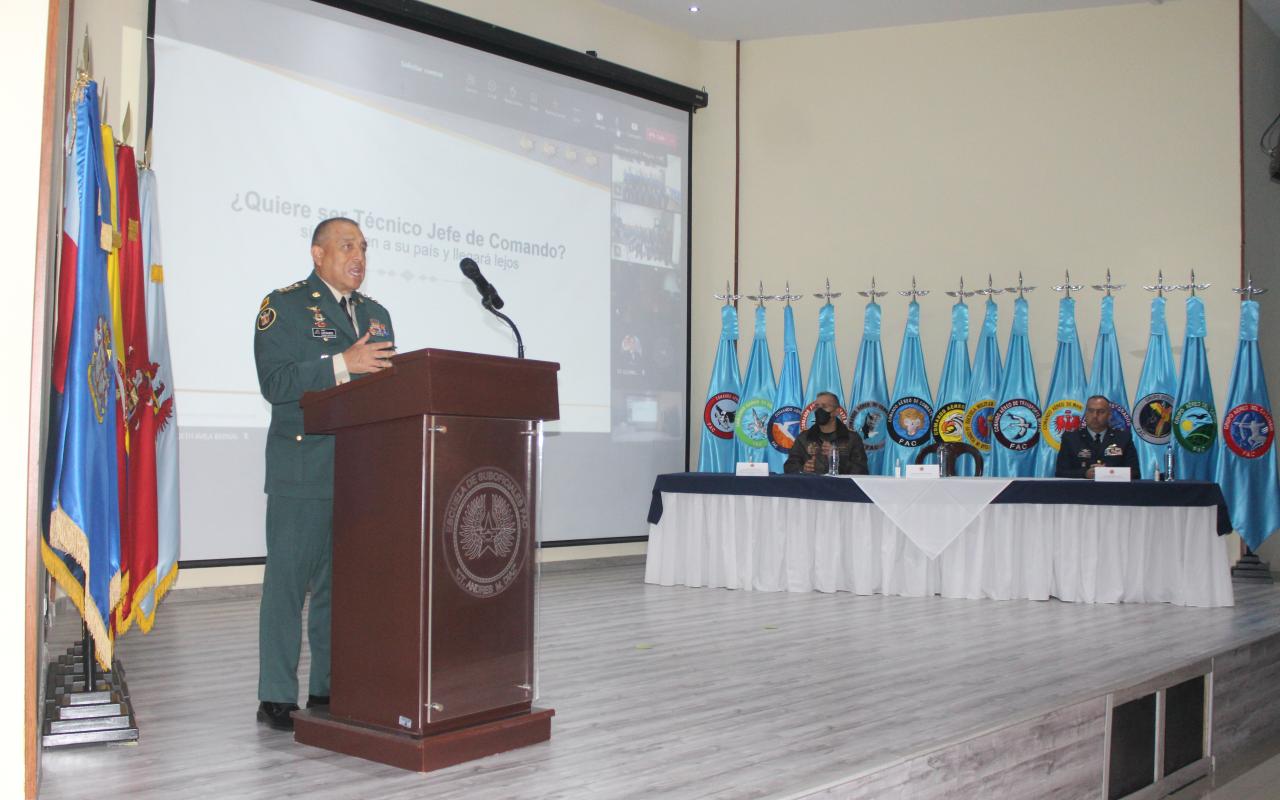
645, 474, 1235, 608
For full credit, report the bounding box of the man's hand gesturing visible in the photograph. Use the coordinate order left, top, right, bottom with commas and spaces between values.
343, 332, 395, 374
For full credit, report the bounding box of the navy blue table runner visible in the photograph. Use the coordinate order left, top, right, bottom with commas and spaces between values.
647, 473, 1231, 535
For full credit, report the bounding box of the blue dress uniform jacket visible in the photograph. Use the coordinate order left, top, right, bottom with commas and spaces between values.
254, 270, 395, 497
1055, 426, 1140, 479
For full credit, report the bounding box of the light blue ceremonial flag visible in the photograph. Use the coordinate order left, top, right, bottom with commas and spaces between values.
990, 297, 1041, 477
1085, 295, 1131, 431
138, 167, 182, 626
697, 304, 741, 472
46, 80, 122, 668
1131, 297, 1178, 478
735, 305, 777, 464
964, 298, 1003, 462
932, 301, 973, 473
884, 301, 934, 473
1035, 297, 1087, 477
848, 300, 892, 475
802, 303, 846, 429
767, 305, 804, 473
1171, 296, 1219, 481
1215, 300, 1280, 550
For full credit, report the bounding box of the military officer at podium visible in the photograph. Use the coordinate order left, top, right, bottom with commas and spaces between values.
1055, 394, 1140, 479
253, 217, 396, 730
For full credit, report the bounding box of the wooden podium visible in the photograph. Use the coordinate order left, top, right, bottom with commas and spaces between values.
292, 348, 559, 771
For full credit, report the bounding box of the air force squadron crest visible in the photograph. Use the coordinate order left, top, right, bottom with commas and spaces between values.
1133, 393, 1174, 445
851, 400, 888, 454
442, 467, 529, 598
1173, 400, 1217, 454
993, 398, 1042, 451
1040, 399, 1083, 452
768, 405, 802, 453
1223, 403, 1274, 459
703, 392, 738, 440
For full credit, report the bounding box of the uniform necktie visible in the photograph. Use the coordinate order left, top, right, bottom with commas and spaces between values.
339, 296, 356, 334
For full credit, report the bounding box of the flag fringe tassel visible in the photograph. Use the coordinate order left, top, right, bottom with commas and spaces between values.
41, 513, 115, 670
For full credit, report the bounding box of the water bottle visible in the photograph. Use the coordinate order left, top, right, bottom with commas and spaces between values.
1164, 444, 1174, 482
894, 458, 903, 478
828, 445, 840, 476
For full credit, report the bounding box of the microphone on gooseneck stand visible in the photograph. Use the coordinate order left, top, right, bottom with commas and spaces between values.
459, 258, 524, 358
459, 257, 504, 310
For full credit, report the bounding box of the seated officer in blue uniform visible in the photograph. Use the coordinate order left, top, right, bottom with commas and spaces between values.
253, 217, 396, 730
1055, 394, 1140, 479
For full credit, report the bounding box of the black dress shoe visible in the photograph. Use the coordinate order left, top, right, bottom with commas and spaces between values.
257, 701, 299, 731
306, 694, 330, 709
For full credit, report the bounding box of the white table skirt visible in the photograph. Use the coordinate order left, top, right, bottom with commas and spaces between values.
644, 492, 1235, 607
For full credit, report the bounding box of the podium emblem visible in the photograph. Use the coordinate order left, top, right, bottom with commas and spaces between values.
443, 467, 530, 598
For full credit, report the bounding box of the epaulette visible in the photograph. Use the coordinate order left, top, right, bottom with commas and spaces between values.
354, 291, 377, 305
277, 280, 307, 294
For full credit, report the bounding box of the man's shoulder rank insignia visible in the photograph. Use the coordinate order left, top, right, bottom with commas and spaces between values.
278, 279, 307, 294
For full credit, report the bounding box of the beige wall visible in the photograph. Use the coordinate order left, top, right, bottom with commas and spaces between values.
73, 0, 149, 151
722, 0, 1241, 450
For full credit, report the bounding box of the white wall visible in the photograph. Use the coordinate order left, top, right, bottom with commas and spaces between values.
717, 0, 1241, 440
8, 1, 52, 794
1243, 0, 1280, 565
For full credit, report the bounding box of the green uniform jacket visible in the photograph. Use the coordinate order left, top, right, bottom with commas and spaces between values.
254, 270, 395, 498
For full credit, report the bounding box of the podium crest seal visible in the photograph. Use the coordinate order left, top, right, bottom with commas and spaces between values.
443, 467, 530, 598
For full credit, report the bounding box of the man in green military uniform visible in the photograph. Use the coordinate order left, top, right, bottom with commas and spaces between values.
253, 217, 395, 730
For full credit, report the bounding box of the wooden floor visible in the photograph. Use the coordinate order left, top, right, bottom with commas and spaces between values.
38, 561, 1280, 800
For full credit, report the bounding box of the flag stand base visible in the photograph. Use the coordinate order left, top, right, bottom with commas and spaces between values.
1231, 550, 1274, 583
42, 643, 140, 747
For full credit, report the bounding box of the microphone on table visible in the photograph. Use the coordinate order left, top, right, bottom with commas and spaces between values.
458, 257, 523, 358
459, 257, 504, 310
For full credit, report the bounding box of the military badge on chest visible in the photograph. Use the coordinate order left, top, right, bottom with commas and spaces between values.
368, 318, 389, 338
308, 305, 337, 341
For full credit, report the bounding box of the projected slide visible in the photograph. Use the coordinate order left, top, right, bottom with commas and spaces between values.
154, 0, 689, 556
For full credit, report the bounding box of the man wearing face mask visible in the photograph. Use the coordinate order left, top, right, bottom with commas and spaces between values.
784, 392, 869, 475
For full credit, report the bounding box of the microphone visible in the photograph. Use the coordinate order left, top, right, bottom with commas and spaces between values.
459, 257, 504, 309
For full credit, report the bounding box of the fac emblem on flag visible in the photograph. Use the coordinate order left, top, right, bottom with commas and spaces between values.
767, 301, 804, 473
964, 295, 1003, 455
